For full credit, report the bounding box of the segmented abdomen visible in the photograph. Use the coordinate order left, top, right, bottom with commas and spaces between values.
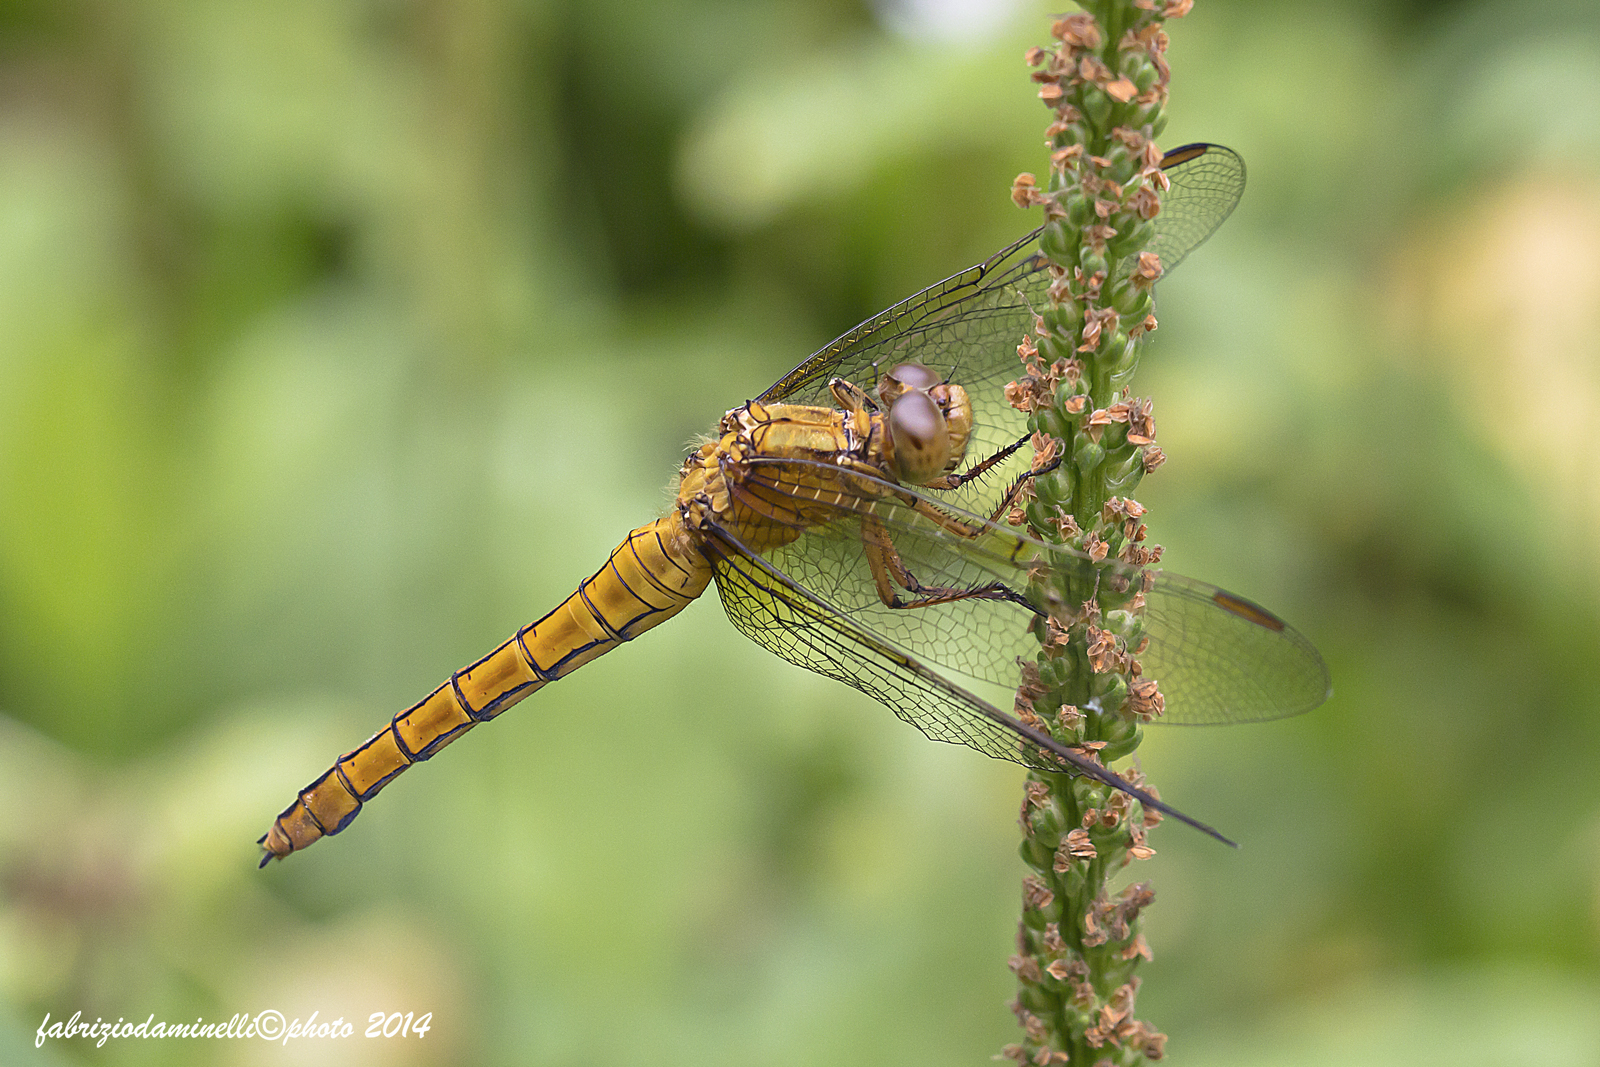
258, 516, 711, 864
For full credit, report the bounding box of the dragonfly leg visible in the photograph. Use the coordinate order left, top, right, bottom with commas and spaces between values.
920, 434, 1028, 491
918, 434, 1066, 526
828, 376, 875, 414
982, 454, 1064, 526
861, 511, 1041, 615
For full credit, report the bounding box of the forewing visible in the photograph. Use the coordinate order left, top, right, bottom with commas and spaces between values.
756, 143, 1246, 519
759, 230, 1048, 516
733, 457, 1328, 727
759, 143, 1246, 408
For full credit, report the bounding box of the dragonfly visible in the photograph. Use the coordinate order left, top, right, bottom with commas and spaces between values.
259, 143, 1329, 865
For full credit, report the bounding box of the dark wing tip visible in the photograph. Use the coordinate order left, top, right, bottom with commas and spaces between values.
1159, 142, 1213, 167
1149, 794, 1239, 848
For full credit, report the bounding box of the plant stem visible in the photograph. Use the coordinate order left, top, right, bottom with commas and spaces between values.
1002, 2, 1192, 1064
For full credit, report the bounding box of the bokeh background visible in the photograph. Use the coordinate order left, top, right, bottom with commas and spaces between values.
3, 0, 1598, 1063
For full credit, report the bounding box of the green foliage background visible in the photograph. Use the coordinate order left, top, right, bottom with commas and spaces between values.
2, 0, 1598, 1064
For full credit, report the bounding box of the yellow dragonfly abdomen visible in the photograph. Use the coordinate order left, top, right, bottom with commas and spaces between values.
258, 515, 712, 864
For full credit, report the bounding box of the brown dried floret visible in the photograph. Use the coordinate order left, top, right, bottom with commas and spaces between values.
1085, 222, 1118, 253
1016, 659, 1045, 698
1131, 251, 1164, 289
1059, 827, 1098, 865
1082, 905, 1107, 948
1009, 953, 1044, 983
1103, 496, 1147, 521
1044, 112, 1081, 139
1121, 542, 1160, 565
1077, 54, 1114, 84
1127, 677, 1165, 720
1077, 306, 1118, 352
1017, 333, 1039, 364
1031, 433, 1063, 468
1075, 265, 1107, 298
1137, 0, 1192, 17
1119, 881, 1156, 919
1102, 978, 1139, 1026
1012, 172, 1049, 209
1023, 1010, 1051, 1044
1128, 185, 1162, 222
1051, 143, 1084, 169
1052, 13, 1103, 49
1126, 1020, 1168, 1060
1104, 78, 1138, 102
1005, 375, 1049, 414
1110, 126, 1147, 152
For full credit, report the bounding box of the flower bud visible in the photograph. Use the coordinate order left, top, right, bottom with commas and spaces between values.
1080, 85, 1112, 128
1126, 54, 1159, 93
1017, 985, 1055, 1015
1037, 332, 1074, 364
1045, 303, 1082, 337
1064, 194, 1093, 228
1108, 219, 1156, 259
1074, 440, 1104, 473
1091, 673, 1127, 706
1099, 727, 1144, 763
1041, 221, 1077, 263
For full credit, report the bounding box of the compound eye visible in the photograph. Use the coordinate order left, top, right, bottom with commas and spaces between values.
887, 389, 950, 484
887, 362, 942, 391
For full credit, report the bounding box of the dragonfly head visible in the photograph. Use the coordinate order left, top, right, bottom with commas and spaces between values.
877, 362, 973, 485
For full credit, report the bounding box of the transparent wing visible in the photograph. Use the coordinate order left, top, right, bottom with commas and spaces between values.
760, 228, 1047, 519
727, 457, 1329, 727
757, 143, 1243, 520
757, 146, 1246, 512
1144, 143, 1245, 275
703, 521, 1236, 844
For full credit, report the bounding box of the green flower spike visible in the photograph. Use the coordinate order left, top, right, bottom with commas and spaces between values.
1001, 3, 1195, 1064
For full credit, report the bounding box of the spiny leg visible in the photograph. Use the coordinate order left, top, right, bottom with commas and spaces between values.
919, 433, 1066, 526
860, 511, 1041, 615
921, 434, 1029, 491
983, 454, 1064, 526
